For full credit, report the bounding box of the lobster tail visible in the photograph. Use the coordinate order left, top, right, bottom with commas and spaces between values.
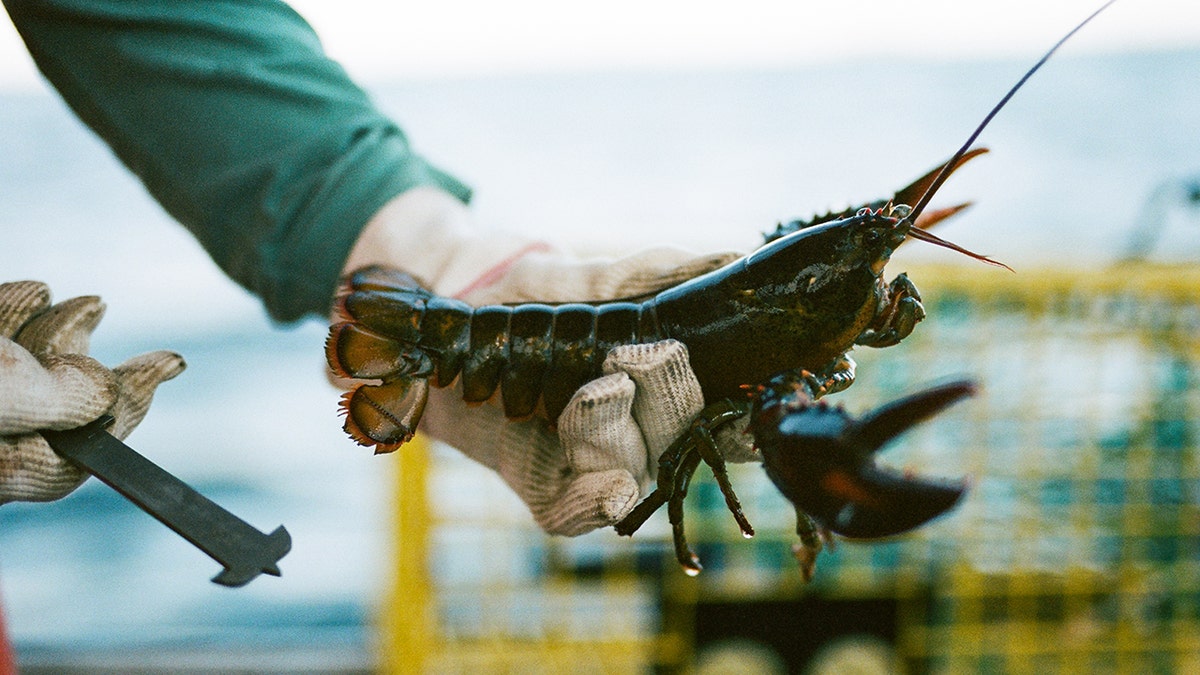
327, 321, 435, 452
342, 265, 428, 294
326, 323, 432, 380
339, 378, 430, 452
327, 267, 449, 451
326, 265, 655, 449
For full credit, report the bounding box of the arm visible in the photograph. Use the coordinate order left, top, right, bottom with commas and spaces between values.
5, 0, 754, 536
3, 0, 469, 321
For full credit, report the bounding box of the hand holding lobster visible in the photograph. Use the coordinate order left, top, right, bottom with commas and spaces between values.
328, 152, 989, 568
328, 0, 1115, 575
421, 339, 758, 534
333, 187, 750, 535
329, 177, 983, 578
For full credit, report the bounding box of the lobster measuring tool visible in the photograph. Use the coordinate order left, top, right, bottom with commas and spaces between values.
41, 414, 291, 587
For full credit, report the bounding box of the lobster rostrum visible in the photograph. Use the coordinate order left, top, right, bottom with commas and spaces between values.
326, 2, 1114, 576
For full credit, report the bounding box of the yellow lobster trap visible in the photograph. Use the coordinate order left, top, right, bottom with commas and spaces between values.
380, 263, 1200, 674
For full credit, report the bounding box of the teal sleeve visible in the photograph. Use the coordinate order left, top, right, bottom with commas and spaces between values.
3, 0, 471, 322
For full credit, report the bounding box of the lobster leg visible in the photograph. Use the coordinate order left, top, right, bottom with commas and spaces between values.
614, 398, 754, 565
667, 450, 705, 574
792, 511, 825, 583
613, 430, 694, 536
689, 401, 755, 538
855, 273, 925, 348
615, 360, 856, 572
806, 355, 856, 398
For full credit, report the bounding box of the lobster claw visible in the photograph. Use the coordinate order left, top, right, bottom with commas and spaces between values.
759, 380, 975, 540
822, 463, 968, 539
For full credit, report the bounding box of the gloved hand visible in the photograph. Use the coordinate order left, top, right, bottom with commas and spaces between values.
341, 187, 758, 535
0, 281, 186, 504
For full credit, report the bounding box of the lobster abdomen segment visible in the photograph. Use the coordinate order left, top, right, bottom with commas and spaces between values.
461, 305, 512, 403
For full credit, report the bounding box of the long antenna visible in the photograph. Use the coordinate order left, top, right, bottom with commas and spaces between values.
906, 226, 1014, 271
907, 0, 1119, 225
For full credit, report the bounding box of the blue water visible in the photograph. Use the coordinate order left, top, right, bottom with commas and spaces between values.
1, 48, 1198, 661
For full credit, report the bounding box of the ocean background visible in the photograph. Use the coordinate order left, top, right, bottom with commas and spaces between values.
1, 48, 1199, 668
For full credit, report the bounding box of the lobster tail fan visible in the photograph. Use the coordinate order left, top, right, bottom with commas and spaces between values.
343, 289, 429, 342
326, 323, 433, 380
346, 265, 430, 294
326, 322, 400, 380
340, 378, 430, 453
331, 265, 443, 453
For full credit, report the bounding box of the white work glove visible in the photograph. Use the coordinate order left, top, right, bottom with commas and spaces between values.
341, 187, 758, 535
0, 281, 186, 504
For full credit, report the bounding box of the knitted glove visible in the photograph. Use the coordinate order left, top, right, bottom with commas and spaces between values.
0, 281, 185, 504
340, 187, 756, 535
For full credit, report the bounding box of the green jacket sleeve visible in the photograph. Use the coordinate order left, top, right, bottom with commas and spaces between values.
4, 0, 471, 322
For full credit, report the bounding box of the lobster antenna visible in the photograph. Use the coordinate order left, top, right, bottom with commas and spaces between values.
907, 0, 1118, 225
906, 226, 1014, 272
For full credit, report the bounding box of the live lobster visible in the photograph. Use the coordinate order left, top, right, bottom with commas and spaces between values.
325, 2, 1114, 575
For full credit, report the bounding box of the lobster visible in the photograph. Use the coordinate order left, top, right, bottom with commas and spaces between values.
326, 2, 1115, 575
327, 194, 977, 575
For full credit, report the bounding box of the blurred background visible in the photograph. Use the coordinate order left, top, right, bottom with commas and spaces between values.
1, 0, 1199, 672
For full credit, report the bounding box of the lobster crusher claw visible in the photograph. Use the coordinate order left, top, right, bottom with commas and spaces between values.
759, 379, 976, 541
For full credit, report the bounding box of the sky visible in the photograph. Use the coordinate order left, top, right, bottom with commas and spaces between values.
1, 0, 1197, 91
